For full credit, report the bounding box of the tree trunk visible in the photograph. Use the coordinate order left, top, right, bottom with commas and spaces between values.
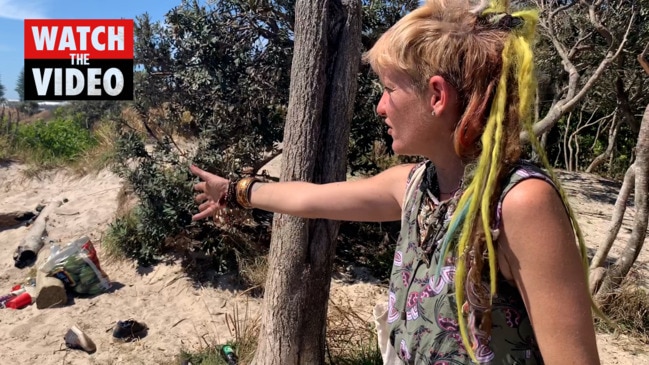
252, 1, 361, 364
586, 115, 620, 173
589, 163, 635, 270
595, 104, 649, 301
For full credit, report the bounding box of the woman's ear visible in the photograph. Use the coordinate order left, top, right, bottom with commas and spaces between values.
428, 75, 458, 117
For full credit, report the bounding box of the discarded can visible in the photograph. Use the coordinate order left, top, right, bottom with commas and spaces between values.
5, 292, 32, 309
0, 287, 27, 308
220, 345, 238, 365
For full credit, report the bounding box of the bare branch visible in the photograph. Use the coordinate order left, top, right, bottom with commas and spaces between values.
580, 0, 612, 45
550, 0, 578, 20
561, 8, 636, 111
639, 42, 649, 76
567, 30, 595, 60
529, 7, 637, 138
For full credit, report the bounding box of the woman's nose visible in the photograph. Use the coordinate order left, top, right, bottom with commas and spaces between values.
376, 92, 387, 117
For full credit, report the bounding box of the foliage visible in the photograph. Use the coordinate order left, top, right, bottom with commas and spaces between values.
13, 69, 38, 120
9, 112, 97, 165
110, 132, 195, 264
0, 75, 5, 103
336, 220, 400, 282
177, 347, 230, 365
18, 101, 39, 116
15, 68, 24, 102
58, 100, 124, 129
110, 0, 418, 270
109, 0, 649, 304
532, 0, 647, 177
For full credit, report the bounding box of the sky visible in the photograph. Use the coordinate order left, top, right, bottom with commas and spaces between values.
0, 0, 182, 100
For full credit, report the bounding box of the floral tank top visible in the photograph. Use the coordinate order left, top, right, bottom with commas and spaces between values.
387, 160, 551, 364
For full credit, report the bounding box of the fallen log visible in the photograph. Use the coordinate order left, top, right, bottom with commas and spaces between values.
35, 268, 67, 309
13, 200, 62, 268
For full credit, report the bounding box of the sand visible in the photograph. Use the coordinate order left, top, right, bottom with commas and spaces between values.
0, 162, 647, 364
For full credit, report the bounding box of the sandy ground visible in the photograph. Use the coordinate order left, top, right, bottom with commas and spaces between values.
0, 161, 647, 364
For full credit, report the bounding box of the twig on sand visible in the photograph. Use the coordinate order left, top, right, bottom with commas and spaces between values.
171, 318, 188, 328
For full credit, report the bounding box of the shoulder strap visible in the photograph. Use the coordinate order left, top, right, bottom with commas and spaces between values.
401, 162, 427, 223
494, 160, 555, 229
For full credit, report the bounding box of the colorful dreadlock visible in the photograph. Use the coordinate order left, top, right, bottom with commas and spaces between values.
440, 1, 604, 362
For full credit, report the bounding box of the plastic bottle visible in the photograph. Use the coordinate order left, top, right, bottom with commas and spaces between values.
220, 345, 238, 365
5, 292, 32, 309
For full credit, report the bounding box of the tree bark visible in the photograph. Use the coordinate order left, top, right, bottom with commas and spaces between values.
595, 104, 649, 300
13, 200, 62, 268
589, 163, 635, 270
586, 115, 619, 173
252, 1, 361, 364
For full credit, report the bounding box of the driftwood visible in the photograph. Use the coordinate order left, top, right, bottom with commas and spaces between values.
13, 200, 62, 268
35, 268, 67, 309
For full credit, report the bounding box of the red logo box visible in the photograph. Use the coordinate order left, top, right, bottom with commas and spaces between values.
24, 19, 134, 100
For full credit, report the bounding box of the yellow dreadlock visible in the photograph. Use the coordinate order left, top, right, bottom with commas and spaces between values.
447, 1, 605, 362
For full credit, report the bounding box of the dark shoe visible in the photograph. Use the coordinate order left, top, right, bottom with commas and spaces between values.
64, 325, 97, 354
112, 319, 148, 341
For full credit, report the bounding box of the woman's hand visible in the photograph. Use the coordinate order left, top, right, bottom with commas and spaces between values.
190, 165, 230, 221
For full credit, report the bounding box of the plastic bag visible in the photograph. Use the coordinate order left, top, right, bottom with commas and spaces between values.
39, 236, 111, 295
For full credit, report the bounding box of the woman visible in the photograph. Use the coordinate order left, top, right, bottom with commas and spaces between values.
191, 0, 601, 363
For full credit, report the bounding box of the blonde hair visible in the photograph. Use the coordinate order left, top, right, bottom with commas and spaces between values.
364, 0, 598, 362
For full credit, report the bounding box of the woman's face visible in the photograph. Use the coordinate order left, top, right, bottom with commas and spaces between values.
376, 69, 437, 156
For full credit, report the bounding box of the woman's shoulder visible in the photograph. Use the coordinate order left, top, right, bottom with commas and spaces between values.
501, 160, 555, 198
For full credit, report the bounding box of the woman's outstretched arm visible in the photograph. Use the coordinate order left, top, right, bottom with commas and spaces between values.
191, 163, 415, 223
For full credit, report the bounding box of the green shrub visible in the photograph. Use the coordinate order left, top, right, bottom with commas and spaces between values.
14, 115, 97, 164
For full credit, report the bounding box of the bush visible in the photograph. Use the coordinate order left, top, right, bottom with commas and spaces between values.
14, 114, 97, 164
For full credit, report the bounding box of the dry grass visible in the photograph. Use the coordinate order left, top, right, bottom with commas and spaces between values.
224, 301, 261, 364
235, 254, 268, 296
596, 271, 649, 343
172, 299, 260, 365
175, 291, 381, 365
326, 298, 382, 365
71, 120, 119, 175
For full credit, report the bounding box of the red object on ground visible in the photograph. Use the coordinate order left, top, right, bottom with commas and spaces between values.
5, 292, 32, 309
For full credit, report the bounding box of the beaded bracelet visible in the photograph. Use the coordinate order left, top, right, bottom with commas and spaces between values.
224, 179, 241, 208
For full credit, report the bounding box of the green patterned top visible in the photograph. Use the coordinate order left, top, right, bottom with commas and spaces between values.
387, 161, 549, 364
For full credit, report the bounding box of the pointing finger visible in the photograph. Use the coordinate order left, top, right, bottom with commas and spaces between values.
190, 165, 209, 180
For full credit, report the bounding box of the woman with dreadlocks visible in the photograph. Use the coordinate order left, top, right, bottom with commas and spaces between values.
191, 0, 601, 363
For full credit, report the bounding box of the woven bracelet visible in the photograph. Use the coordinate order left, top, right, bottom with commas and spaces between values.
224, 179, 242, 209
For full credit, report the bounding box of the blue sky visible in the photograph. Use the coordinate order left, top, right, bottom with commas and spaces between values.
0, 0, 182, 100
